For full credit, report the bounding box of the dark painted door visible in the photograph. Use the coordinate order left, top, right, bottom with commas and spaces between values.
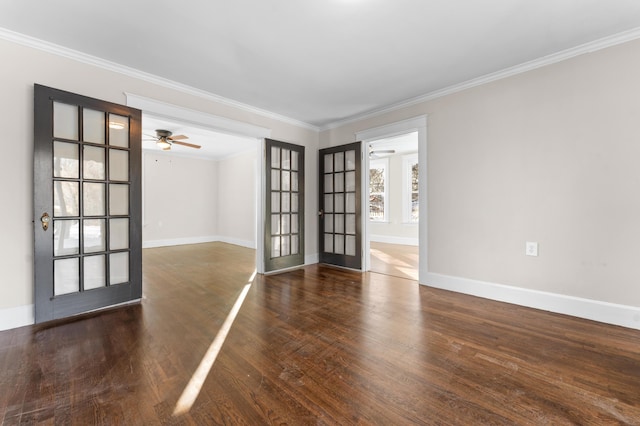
319, 142, 362, 269
34, 84, 142, 323
264, 139, 305, 272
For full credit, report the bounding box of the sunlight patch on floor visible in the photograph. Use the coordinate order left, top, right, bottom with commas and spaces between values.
173, 269, 257, 416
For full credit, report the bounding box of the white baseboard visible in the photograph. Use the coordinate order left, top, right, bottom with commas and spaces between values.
424, 272, 640, 331
370, 235, 419, 246
0, 304, 34, 331
217, 236, 256, 249
143, 235, 256, 249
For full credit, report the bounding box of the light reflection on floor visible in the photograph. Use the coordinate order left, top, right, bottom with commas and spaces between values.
370, 242, 419, 281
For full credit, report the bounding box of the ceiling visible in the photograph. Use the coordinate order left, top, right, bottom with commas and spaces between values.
2, 1, 640, 129
142, 116, 256, 160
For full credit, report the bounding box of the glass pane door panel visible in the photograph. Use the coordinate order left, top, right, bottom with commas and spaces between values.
346, 171, 356, 191
271, 170, 280, 190
109, 218, 129, 250
324, 234, 333, 253
335, 214, 345, 233
54, 220, 79, 256
291, 172, 298, 191
281, 214, 290, 234
271, 192, 280, 213
53, 142, 79, 178
324, 174, 333, 193
291, 151, 299, 171
291, 214, 299, 233
83, 183, 105, 216
324, 154, 333, 173
271, 215, 281, 235
83, 146, 105, 180
281, 236, 290, 256
109, 184, 129, 215
108, 114, 129, 147
346, 193, 356, 213
109, 149, 129, 181
54, 258, 79, 296
346, 236, 356, 256
334, 194, 345, 213
282, 149, 290, 170
282, 193, 290, 213
324, 194, 333, 213
334, 152, 344, 172
271, 237, 281, 257
53, 102, 78, 140
346, 214, 356, 234
335, 235, 345, 254
291, 193, 299, 212
53, 181, 79, 217
83, 219, 105, 253
335, 173, 345, 192
83, 108, 105, 144
291, 235, 299, 255
346, 150, 356, 170
324, 214, 333, 232
84, 255, 106, 290
271, 147, 281, 168
282, 171, 290, 191
110, 252, 129, 285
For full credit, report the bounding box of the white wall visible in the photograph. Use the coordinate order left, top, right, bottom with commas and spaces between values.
143, 152, 219, 247
217, 150, 257, 248
369, 153, 419, 245
0, 37, 318, 330
321, 38, 640, 328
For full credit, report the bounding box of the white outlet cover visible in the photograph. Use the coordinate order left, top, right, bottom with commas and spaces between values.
526, 241, 538, 256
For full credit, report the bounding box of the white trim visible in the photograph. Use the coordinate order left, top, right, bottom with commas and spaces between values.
0, 304, 34, 331
356, 116, 428, 282
143, 236, 222, 248
0, 28, 319, 131
425, 272, 640, 331
370, 235, 419, 246
322, 27, 640, 131
217, 236, 256, 250
125, 93, 272, 139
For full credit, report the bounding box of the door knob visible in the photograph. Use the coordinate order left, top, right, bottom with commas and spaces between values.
40, 212, 50, 231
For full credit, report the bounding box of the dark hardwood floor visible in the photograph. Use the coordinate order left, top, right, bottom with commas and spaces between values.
1, 242, 640, 424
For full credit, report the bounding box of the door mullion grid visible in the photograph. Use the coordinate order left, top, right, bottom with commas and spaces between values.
77, 105, 85, 292
104, 112, 111, 287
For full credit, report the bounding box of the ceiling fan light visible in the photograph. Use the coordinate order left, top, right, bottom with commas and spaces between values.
156, 139, 171, 149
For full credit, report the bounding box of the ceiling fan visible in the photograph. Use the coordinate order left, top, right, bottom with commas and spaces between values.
145, 129, 201, 151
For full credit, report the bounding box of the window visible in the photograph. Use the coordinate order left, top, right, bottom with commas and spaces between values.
369, 159, 388, 221
403, 154, 419, 223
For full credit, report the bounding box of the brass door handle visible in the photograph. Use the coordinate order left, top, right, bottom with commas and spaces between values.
40, 212, 50, 231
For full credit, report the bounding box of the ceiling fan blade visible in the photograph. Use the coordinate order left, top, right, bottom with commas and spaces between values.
168, 134, 189, 140
172, 141, 201, 149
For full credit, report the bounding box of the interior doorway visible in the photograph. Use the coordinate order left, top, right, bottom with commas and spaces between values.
367, 132, 419, 280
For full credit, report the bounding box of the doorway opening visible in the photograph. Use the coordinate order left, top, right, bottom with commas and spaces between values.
367, 132, 419, 280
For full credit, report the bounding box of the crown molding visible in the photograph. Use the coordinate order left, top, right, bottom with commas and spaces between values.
0, 27, 319, 132
321, 26, 640, 131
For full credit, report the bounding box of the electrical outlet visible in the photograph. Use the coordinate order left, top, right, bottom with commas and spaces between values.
526, 241, 538, 257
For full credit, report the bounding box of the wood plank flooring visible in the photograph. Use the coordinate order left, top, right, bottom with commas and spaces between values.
370, 241, 419, 280
1, 242, 640, 424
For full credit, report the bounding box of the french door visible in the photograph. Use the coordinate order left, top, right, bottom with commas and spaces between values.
33, 84, 142, 323
264, 139, 305, 272
319, 142, 362, 269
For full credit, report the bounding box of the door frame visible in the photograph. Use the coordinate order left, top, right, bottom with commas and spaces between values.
125, 94, 271, 273
356, 116, 428, 283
